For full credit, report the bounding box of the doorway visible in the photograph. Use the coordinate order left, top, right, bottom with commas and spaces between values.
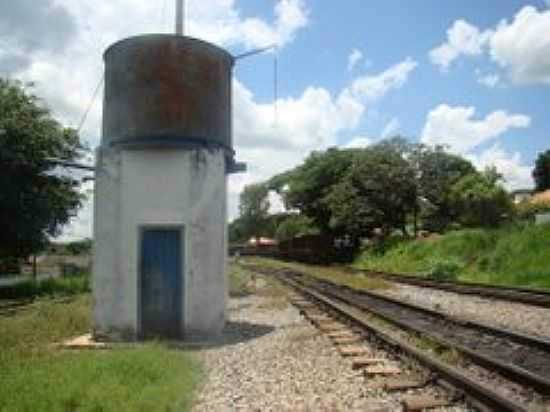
139, 227, 183, 338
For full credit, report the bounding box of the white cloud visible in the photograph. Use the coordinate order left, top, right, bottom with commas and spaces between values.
9, 0, 309, 241
476, 72, 500, 88
228, 58, 417, 220
381, 117, 400, 138
347, 48, 363, 72
59, 180, 95, 242
344, 136, 372, 148
466, 145, 533, 190
421, 104, 533, 191
6, 1, 417, 236
191, 0, 309, 49
431, 6, 550, 85
421, 104, 530, 153
489, 6, 550, 84
429, 20, 492, 71
349, 57, 417, 100
268, 191, 285, 214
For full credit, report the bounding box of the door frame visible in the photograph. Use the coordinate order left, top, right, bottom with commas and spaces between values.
137, 224, 185, 339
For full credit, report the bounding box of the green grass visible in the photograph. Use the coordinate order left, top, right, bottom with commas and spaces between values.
243, 257, 390, 291
0, 274, 90, 300
0, 294, 202, 411
228, 264, 255, 297
355, 223, 550, 289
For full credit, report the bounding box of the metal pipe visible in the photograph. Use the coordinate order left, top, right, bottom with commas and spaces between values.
234, 44, 277, 60
175, 0, 184, 35
45, 158, 95, 171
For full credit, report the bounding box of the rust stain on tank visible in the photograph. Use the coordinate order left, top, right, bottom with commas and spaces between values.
102, 34, 233, 149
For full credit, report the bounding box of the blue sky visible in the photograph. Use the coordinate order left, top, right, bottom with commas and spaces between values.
2, 0, 549, 239
234, 0, 549, 164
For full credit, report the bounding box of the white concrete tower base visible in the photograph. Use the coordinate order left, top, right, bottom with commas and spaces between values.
92, 146, 227, 341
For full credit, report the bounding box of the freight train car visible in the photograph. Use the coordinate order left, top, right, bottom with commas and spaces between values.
231, 234, 356, 264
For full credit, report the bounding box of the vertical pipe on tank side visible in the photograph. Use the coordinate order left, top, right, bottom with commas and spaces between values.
175, 0, 184, 35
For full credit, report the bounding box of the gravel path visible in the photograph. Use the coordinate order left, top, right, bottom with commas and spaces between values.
378, 282, 550, 339
192, 293, 398, 411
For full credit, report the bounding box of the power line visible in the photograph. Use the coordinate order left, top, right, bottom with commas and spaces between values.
77, 75, 104, 135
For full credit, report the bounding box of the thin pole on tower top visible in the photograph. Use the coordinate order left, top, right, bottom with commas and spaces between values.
175, 0, 184, 35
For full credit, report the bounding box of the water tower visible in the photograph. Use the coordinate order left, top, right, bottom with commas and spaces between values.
92, 5, 240, 341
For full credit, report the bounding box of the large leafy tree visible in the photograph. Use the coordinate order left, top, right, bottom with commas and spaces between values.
533, 150, 550, 192
449, 169, 512, 227
274, 214, 318, 241
0, 79, 83, 259
326, 143, 417, 240
411, 145, 476, 231
236, 183, 271, 240
273, 148, 356, 234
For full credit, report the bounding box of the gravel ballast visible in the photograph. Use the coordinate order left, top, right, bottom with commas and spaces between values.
192, 279, 467, 412
377, 282, 550, 339
192, 294, 398, 411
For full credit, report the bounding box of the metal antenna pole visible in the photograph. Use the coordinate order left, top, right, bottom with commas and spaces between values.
175, 0, 184, 35
274, 49, 278, 126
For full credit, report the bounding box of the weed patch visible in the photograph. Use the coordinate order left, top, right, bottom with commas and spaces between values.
243, 257, 390, 291
0, 294, 201, 411
0, 273, 90, 300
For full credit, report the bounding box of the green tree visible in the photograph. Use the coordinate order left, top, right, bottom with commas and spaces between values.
237, 183, 270, 240
533, 150, 550, 192
0, 79, 83, 260
449, 170, 512, 227
326, 144, 417, 241
411, 145, 476, 231
274, 214, 318, 241
65, 238, 93, 255
274, 147, 357, 234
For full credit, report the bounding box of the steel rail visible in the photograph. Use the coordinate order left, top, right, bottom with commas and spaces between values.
352, 268, 550, 308
279, 275, 528, 412
286, 271, 550, 394
243, 264, 550, 394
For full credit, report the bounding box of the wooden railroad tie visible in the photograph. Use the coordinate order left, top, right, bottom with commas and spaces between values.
331, 335, 361, 345
291, 299, 314, 306
364, 365, 401, 376
382, 377, 427, 392
338, 344, 370, 357
401, 395, 451, 412
351, 357, 386, 369
326, 331, 357, 339
318, 322, 348, 332
306, 314, 333, 323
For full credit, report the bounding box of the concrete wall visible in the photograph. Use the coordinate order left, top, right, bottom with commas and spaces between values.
93, 146, 227, 341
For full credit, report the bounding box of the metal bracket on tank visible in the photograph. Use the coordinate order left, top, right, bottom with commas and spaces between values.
226, 160, 247, 174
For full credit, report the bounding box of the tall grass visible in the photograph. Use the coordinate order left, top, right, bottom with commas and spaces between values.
0, 293, 202, 411
0, 274, 90, 300
355, 223, 550, 288
244, 257, 390, 290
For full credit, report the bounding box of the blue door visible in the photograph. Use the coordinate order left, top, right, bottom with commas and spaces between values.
140, 228, 183, 338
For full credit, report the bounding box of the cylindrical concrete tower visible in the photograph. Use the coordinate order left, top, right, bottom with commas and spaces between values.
93, 34, 235, 341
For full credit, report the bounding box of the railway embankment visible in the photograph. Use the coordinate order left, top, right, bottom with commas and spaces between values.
356, 224, 550, 289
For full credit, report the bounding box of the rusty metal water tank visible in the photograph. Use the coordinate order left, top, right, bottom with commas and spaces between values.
102, 34, 234, 153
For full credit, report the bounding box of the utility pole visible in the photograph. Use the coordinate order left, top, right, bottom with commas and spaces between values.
175, 0, 184, 35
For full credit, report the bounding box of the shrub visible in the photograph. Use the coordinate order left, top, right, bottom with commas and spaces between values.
426, 258, 462, 281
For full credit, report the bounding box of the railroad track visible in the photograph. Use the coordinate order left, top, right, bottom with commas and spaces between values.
245, 263, 550, 411
0, 296, 75, 316
352, 268, 550, 309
